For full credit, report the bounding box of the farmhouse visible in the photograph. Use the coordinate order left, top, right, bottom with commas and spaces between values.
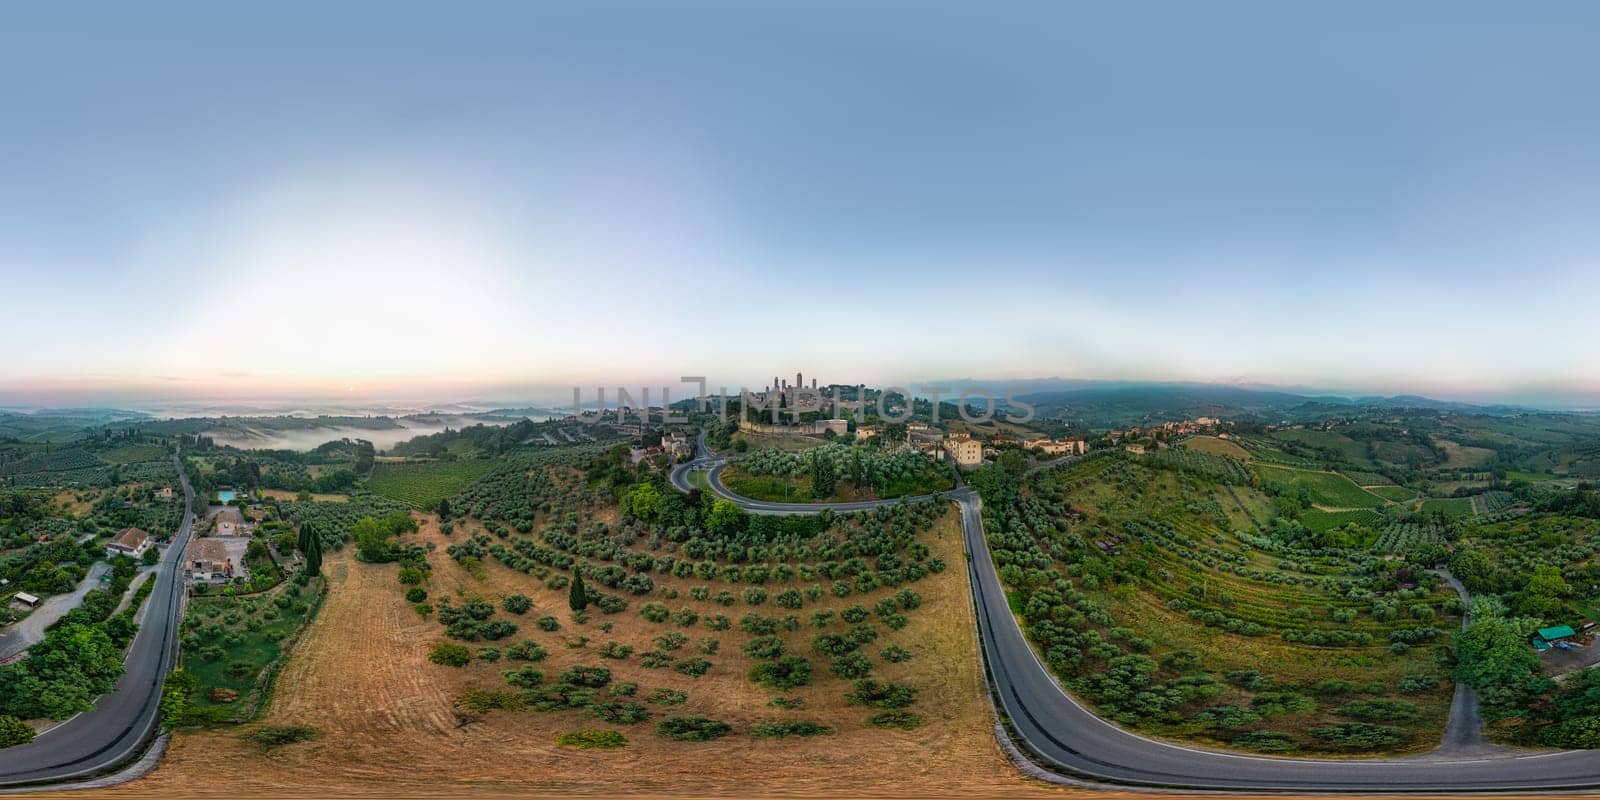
155, 486, 174, 499
105, 527, 152, 559
1023, 437, 1087, 455
1124, 443, 1147, 455
185, 538, 235, 583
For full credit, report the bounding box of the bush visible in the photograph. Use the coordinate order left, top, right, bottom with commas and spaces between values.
743, 635, 786, 660
505, 640, 548, 662
673, 658, 712, 677
562, 665, 613, 687
753, 720, 833, 738
536, 615, 561, 632
1397, 674, 1440, 694
1538, 716, 1600, 749
1337, 699, 1418, 722
556, 729, 628, 749
656, 715, 732, 741
0, 715, 36, 747
587, 701, 651, 724
749, 655, 813, 690
640, 602, 670, 623
867, 710, 922, 729
1234, 730, 1298, 753
648, 688, 688, 706
241, 725, 319, 748
428, 642, 472, 667
1311, 722, 1409, 750
880, 645, 912, 663
1251, 692, 1315, 716
830, 652, 873, 679
503, 665, 545, 688
405, 587, 428, 603
503, 594, 533, 614
458, 689, 525, 712
847, 680, 916, 709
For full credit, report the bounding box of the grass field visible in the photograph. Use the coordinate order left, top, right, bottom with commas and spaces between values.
1252, 464, 1391, 509
1268, 429, 1374, 466
1179, 435, 1251, 459
366, 460, 496, 509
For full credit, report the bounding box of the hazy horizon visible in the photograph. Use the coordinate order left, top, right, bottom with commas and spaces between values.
6, 3, 1600, 407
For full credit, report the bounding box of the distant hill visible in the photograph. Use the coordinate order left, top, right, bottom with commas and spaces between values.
1012, 382, 1534, 428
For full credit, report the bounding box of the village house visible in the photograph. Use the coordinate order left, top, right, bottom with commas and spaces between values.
155, 486, 174, 500
943, 433, 984, 467
1023, 437, 1087, 455
185, 538, 235, 583
661, 431, 692, 459
105, 527, 153, 559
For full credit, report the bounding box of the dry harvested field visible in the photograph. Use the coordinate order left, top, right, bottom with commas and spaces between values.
53, 508, 1070, 799
1179, 435, 1250, 460
257, 489, 351, 503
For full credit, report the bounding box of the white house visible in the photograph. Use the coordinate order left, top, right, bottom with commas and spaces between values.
105, 527, 153, 559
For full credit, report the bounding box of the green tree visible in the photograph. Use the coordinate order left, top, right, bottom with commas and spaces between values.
304, 528, 323, 576
437, 498, 452, 520
569, 570, 589, 612
0, 714, 35, 748
1518, 565, 1570, 619
706, 499, 746, 537
810, 453, 836, 499
141, 546, 161, 566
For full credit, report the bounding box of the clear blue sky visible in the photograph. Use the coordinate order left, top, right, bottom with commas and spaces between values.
4, 2, 1599, 407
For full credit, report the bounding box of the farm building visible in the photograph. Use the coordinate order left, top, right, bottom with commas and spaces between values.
11, 592, 40, 609
1533, 625, 1578, 651
185, 538, 236, 583
105, 527, 153, 559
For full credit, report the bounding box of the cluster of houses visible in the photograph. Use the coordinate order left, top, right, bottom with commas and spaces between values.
1107, 417, 1225, 442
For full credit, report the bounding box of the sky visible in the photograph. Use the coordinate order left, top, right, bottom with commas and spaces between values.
4, 2, 1600, 409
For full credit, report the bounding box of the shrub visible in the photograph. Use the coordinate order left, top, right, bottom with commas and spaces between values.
429, 642, 472, 667
562, 665, 613, 688
1310, 722, 1409, 751
749, 655, 813, 690
503, 665, 545, 689
867, 710, 922, 729
880, 645, 912, 663
656, 715, 732, 741
1337, 699, 1418, 722
1397, 674, 1440, 694
655, 631, 688, 652
1234, 730, 1298, 752
640, 602, 670, 623
753, 720, 833, 738
556, 729, 628, 749
1251, 692, 1315, 716
536, 615, 561, 632
847, 680, 916, 709
503, 594, 533, 614
598, 641, 635, 660
477, 646, 501, 662
0, 715, 36, 748
743, 635, 786, 660
458, 689, 525, 712
673, 658, 712, 677
587, 701, 651, 724
830, 652, 873, 679
241, 725, 319, 749
405, 587, 428, 603
505, 640, 548, 662
648, 688, 688, 706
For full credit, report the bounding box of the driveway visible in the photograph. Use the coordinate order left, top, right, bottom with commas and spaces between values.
0, 561, 113, 661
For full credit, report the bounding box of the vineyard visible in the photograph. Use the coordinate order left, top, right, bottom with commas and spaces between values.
1342, 471, 1394, 487
1473, 491, 1516, 515
1252, 464, 1390, 509
366, 459, 497, 509
1144, 447, 1252, 485
1373, 523, 1445, 555
1418, 497, 1475, 520
1300, 509, 1387, 533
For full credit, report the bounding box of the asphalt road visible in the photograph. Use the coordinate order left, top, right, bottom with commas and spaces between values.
0, 456, 195, 787
673, 444, 1600, 792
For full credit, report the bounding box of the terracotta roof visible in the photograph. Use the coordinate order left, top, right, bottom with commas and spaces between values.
185, 538, 231, 568
110, 527, 150, 550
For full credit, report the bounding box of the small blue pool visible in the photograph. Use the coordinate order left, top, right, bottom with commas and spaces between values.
217, 490, 236, 503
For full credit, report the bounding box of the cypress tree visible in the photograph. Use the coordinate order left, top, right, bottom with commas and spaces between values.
304, 528, 323, 577
568, 570, 588, 612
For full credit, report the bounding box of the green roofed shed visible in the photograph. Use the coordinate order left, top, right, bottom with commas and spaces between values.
1539, 625, 1576, 641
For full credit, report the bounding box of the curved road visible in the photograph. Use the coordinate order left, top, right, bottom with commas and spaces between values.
672, 438, 1600, 791
0, 455, 195, 788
